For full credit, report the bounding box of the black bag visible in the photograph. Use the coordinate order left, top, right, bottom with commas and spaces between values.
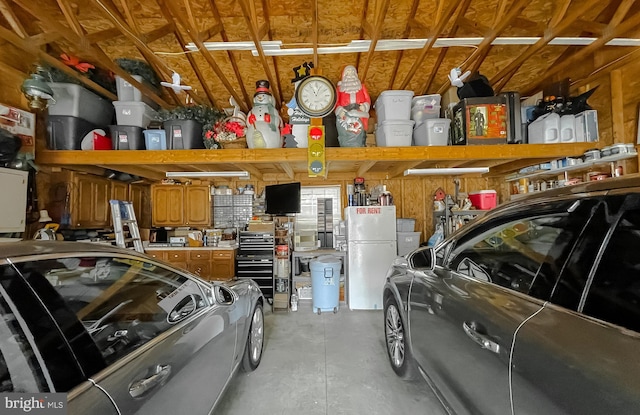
0, 128, 22, 167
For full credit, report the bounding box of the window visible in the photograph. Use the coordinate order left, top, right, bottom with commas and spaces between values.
445, 199, 598, 299
0, 291, 49, 393
21, 256, 207, 367
583, 199, 640, 332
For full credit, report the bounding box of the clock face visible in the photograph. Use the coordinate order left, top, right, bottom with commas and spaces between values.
295, 75, 337, 118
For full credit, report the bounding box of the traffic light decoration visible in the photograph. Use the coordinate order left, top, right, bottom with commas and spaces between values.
307, 125, 325, 177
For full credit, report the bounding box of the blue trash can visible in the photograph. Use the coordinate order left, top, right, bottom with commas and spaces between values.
310, 255, 342, 314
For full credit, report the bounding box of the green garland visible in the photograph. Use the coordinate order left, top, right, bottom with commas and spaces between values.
115, 58, 161, 90
155, 105, 225, 149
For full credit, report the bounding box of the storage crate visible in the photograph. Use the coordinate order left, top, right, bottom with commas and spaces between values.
469, 190, 497, 210
397, 231, 421, 256
213, 195, 233, 206
297, 286, 312, 300
374, 90, 414, 121
47, 115, 98, 150
412, 94, 441, 109
115, 75, 158, 109
411, 105, 441, 124
163, 119, 204, 149
113, 101, 157, 128
47, 83, 114, 126
396, 218, 416, 232
109, 125, 145, 150
413, 118, 451, 146
375, 120, 414, 147
143, 129, 167, 150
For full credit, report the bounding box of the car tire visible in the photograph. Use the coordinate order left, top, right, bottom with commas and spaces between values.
241, 303, 264, 372
384, 296, 416, 379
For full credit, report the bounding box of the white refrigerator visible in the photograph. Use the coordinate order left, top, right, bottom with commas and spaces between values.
345, 206, 398, 310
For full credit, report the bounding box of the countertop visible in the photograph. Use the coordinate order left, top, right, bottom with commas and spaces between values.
144, 244, 238, 251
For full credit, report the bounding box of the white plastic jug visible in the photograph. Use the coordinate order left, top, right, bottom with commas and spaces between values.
560, 114, 576, 143
528, 112, 559, 144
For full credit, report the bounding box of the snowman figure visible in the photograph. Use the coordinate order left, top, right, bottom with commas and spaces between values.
247, 80, 282, 148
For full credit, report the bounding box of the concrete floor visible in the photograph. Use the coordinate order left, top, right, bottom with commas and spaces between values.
215, 301, 445, 415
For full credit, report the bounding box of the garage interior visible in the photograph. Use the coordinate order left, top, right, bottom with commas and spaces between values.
0, 0, 640, 412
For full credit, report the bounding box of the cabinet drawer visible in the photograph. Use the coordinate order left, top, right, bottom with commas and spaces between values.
146, 251, 166, 260
189, 250, 212, 260
166, 251, 187, 262
212, 250, 233, 258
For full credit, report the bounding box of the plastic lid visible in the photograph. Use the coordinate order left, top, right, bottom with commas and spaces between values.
311, 255, 342, 265
468, 190, 497, 195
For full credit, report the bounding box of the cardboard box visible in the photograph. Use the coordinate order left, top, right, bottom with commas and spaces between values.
247, 222, 275, 232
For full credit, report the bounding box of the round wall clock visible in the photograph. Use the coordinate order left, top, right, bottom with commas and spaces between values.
294, 75, 337, 118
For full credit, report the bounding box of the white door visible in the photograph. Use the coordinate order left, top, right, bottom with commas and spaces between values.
348, 240, 397, 310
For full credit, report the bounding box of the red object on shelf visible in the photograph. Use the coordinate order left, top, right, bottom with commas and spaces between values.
469, 190, 497, 210
93, 131, 112, 150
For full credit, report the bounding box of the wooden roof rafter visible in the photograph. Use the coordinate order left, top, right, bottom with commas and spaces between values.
358, 0, 391, 82
86, 0, 198, 107
0, 0, 26, 37
311, 0, 318, 68
354, 0, 371, 71
386, 0, 418, 90
435, 0, 529, 95
490, 0, 607, 94
420, 0, 472, 93
55, 0, 83, 37
524, 0, 640, 96
238, 0, 281, 105
398, 0, 459, 90
259, 0, 283, 105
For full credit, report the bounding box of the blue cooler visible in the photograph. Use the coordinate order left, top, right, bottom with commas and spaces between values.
310, 255, 342, 314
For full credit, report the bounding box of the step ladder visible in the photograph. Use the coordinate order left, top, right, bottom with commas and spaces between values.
110, 200, 144, 253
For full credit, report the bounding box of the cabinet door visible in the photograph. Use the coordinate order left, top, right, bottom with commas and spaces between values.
152, 185, 184, 226
185, 186, 211, 226
130, 184, 151, 228
110, 181, 129, 202
211, 250, 235, 280
188, 260, 212, 279
75, 175, 110, 228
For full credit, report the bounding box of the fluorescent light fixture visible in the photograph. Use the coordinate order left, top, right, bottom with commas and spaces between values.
166, 171, 249, 178
404, 167, 489, 176
188, 37, 640, 57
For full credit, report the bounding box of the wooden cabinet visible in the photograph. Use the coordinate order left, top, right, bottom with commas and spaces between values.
130, 183, 151, 228
72, 173, 110, 228
211, 250, 236, 280
151, 184, 210, 227
145, 248, 236, 281
110, 181, 129, 202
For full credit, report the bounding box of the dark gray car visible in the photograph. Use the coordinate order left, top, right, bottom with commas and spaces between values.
0, 241, 264, 414
383, 177, 640, 414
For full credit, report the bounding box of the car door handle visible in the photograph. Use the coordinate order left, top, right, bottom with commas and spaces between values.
129, 364, 172, 398
463, 322, 501, 354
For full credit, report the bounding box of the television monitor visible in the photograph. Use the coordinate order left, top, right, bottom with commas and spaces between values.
265, 182, 301, 215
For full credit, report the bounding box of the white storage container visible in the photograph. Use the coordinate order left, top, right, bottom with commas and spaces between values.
374, 90, 414, 121
397, 231, 421, 256
528, 112, 560, 144
560, 114, 576, 143
375, 120, 414, 147
396, 218, 416, 232
412, 94, 441, 109
113, 101, 157, 128
413, 118, 451, 146
47, 83, 113, 126
115, 75, 158, 108
411, 105, 441, 123
575, 110, 599, 142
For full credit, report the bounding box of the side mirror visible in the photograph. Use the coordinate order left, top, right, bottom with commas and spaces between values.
214, 285, 234, 305
167, 294, 197, 324
408, 247, 436, 271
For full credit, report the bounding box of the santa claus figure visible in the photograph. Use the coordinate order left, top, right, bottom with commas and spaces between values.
335, 65, 371, 147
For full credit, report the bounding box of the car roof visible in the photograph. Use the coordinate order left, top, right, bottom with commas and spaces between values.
0, 241, 146, 261
492, 175, 640, 213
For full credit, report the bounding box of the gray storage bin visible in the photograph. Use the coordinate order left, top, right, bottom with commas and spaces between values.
47, 83, 113, 126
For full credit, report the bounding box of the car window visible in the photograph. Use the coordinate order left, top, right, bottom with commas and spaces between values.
583, 198, 640, 332
548, 197, 624, 311
445, 199, 598, 299
19, 255, 207, 368
0, 290, 49, 393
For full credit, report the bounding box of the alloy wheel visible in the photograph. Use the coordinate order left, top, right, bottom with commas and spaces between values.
249, 307, 264, 363
385, 304, 405, 368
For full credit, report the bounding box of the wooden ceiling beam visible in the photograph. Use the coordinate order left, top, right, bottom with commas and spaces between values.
11, 0, 172, 108
0, 0, 27, 37
207, 0, 251, 108
0, 59, 26, 79
55, 0, 84, 37
199, 23, 223, 41
238, 0, 280, 105
489, 0, 602, 92
388, 161, 422, 178
571, 47, 640, 89
141, 23, 175, 44
399, 0, 459, 90
387, 0, 421, 90
354, 0, 371, 69
359, 0, 391, 82
312, 0, 319, 68
435, 0, 529, 95
420, 0, 472, 93
160, 0, 241, 109
30, 31, 63, 46
357, 161, 377, 177
525, 4, 640, 96
259, 0, 282, 109
95, 0, 185, 106
279, 163, 295, 180
86, 27, 122, 44
568, 19, 607, 36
